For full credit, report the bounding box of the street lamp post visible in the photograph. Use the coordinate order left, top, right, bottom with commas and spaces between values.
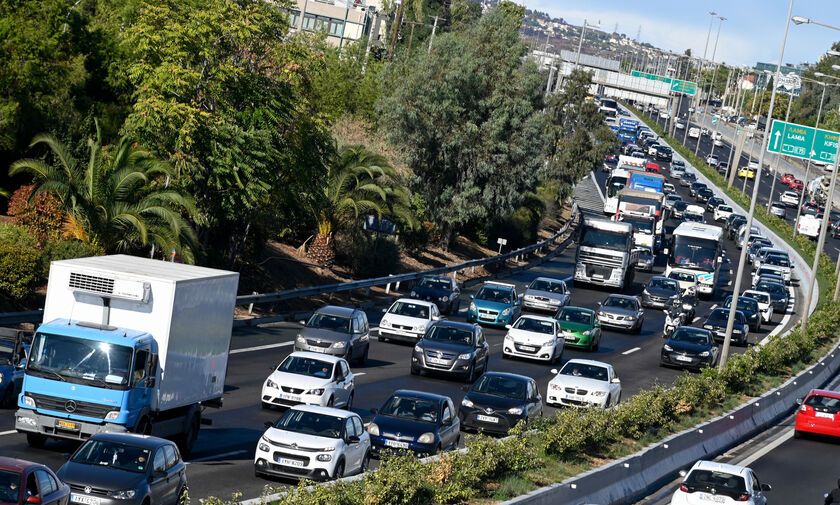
575, 20, 600, 67
696, 16, 726, 156
719, 0, 795, 371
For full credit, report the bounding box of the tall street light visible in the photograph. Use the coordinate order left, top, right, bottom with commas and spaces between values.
719, 0, 795, 371
696, 16, 726, 156
703, 11, 718, 60
575, 20, 600, 67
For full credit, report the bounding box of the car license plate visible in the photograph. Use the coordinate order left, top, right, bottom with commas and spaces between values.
816, 411, 835, 419
306, 345, 326, 353
476, 414, 499, 423
57, 420, 79, 431
385, 439, 409, 449
675, 355, 693, 362
71, 495, 100, 505
280, 393, 301, 402
698, 493, 725, 503
428, 357, 447, 365
277, 457, 305, 467
565, 394, 584, 402
564, 333, 576, 341
592, 274, 604, 279
519, 345, 536, 352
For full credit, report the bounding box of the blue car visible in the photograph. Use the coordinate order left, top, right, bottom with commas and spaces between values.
367, 390, 460, 456
411, 275, 461, 315
0, 329, 29, 408
466, 282, 521, 327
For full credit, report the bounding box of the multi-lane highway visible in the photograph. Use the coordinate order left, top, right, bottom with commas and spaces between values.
0, 150, 802, 501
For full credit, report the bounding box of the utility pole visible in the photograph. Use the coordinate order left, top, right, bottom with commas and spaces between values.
388, 0, 405, 61
428, 15, 439, 54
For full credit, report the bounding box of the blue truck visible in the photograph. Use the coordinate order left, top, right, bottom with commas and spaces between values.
617, 118, 640, 144
15, 255, 239, 454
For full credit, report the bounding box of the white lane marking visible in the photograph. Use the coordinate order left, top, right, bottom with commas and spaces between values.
734, 429, 794, 467
230, 342, 293, 354
188, 450, 248, 463
622, 347, 641, 355
692, 317, 700, 323
493, 343, 502, 347
590, 171, 606, 203
0, 430, 17, 436
710, 304, 718, 310
355, 372, 366, 376
762, 288, 796, 343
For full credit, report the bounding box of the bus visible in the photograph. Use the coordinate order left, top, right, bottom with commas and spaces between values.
628, 170, 666, 193
604, 168, 630, 215
599, 98, 618, 118
666, 223, 724, 297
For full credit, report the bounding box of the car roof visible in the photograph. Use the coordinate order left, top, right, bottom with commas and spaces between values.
742, 290, 770, 298
432, 320, 477, 331
606, 294, 637, 301
479, 371, 533, 383
390, 389, 449, 403
290, 404, 358, 418
0, 456, 44, 473
807, 388, 840, 399
562, 358, 612, 369
393, 298, 437, 307
532, 276, 566, 283
420, 275, 451, 282
315, 305, 357, 317
517, 314, 559, 323
725, 295, 757, 305
483, 281, 516, 290
691, 460, 750, 478
560, 306, 595, 315
89, 432, 173, 449
649, 276, 676, 283
287, 351, 343, 364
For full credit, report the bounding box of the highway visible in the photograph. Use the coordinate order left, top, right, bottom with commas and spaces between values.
0, 152, 802, 502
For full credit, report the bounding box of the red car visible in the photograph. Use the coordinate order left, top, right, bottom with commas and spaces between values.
789, 179, 804, 191
645, 162, 661, 173
0, 457, 70, 505
781, 173, 795, 185
796, 389, 840, 438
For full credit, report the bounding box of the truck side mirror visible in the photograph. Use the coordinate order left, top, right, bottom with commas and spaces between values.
143, 377, 155, 388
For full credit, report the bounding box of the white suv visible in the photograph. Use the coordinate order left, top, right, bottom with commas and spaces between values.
255, 405, 370, 481
671, 460, 771, 504
261, 352, 355, 409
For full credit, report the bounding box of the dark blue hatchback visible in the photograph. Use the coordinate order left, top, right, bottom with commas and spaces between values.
367, 390, 460, 456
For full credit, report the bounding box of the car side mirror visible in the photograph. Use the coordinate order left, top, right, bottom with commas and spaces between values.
432, 315, 440, 321
264, 421, 273, 429
369, 408, 378, 415
505, 324, 512, 329
381, 308, 387, 313
469, 294, 474, 300
611, 378, 621, 384
299, 320, 306, 326
761, 483, 772, 492
26, 497, 41, 505
679, 470, 687, 477
62, 453, 71, 460
550, 368, 559, 375
795, 397, 803, 405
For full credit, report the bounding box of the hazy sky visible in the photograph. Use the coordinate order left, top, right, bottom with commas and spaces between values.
521, 1, 840, 67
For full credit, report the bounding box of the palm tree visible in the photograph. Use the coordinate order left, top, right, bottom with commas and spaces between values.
9, 121, 200, 262
307, 145, 415, 266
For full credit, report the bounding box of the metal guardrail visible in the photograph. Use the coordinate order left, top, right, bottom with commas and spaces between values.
0, 204, 579, 325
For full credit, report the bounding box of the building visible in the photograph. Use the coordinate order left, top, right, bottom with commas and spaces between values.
288, 0, 386, 48
754, 62, 803, 96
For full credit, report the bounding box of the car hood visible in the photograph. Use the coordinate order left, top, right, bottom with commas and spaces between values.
472, 299, 513, 310
549, 374, 610, 392
300, 327, 349, 343
465, 392, 524, 412
418, 340, 472, 354
645, 287, 678, 298
267, 371, 331, 390
665, 340, 711, 354
524, 289, 567, 301
600, 306, 638, 317
555, 321, 592, 334
263, 427, 337, 451
507, 328, 555, 345
381, 313, 431, 329
373, 415, 437, 439
58, 462, 144, 491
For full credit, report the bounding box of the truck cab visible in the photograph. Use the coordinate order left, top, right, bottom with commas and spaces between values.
0, 328, 30, 408
574, 218, 637, 290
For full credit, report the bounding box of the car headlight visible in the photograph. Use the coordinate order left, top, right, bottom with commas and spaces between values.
266, 379, 278, 389
597, 311, 605, 316
415, 325, 426, 332
414, 344, 423, 353
501, 308, 511, 316
411, 291, 417, 297
0, 372, 3, 383
305, 388, 325, 395
23, 395, 35, 408
461, 397, 474, 408
332, 341, 346, 349
590, 391, 607, 397
316, 454, 333, 462
380, 319, 391, 328
258, 442, 270, 452
504, 334, 513, 341
458, 353, 472, 360
733, 329, 743, 334
417, 432, 435, 444
469, 302, 477, 312
626, 316, 636, 321
296, 335, 305, 344
582, 330, 591, 336
367, 423, 380, 436
699, 351, 710, 357
104, 410, 120, 421
663, 345, 673, 351
441, 296, 449, 302
507, 407, 523, 415
109, 490, 136, 500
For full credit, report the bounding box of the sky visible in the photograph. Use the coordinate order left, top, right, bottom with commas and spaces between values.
520, 1, 840, 67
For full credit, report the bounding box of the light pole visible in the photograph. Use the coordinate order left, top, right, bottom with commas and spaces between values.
696, 16, 725, 156
719, 0, 795, 371
703, 11, 718, 60
575, 20, 600, 67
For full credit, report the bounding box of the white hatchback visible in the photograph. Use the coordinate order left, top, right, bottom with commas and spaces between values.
742, 289, 773, 323
670, 460, 771, 505
503, 315, 563, 363
261, 352, 355, 409
714, 205, 733, 222
547, 359, 621, 408
780, 191, 799, 206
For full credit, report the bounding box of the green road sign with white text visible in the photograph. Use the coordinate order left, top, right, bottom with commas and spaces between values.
631, 71, 697, 96
767, 119, 840, 164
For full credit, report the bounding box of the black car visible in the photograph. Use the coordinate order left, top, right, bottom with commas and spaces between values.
716, 162, 729, 175
411, 321, 489, 382
642, 276, 681, 309
369, 390, 460, 456
655, 145, 673, 161
660, 326, 719, 370
703, 308, 748, 345
689, 182, 708, 198
679, 172, 697, 187
412, 275, 461, 315
672, 200, 689, 219
706, 196, 725, 212
458, 372, 543, 435
726, 215, 747, 240
723, 295, 761, 332
696, 187, 714, 204
755, 280, 789, 312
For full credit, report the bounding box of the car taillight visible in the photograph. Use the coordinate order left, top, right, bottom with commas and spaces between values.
736, 492, 751, 502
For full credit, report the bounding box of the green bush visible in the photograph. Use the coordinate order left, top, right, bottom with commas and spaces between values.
0, 244, 40, 300
336, 233, 402, 278
40, 239, 104, 277
0, 223, 38, 250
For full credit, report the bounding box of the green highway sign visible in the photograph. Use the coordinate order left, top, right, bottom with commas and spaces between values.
631, 71, 697, 96
766, 119, 840, 164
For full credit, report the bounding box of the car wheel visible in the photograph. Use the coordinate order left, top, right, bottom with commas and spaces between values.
605, 394, 611, 408
176, 486, 189, 505
346, 392, 354, 410
332, 460, 345, 480
502, 351, 511, 360
261, 401, 272, 410
360, 451, 371, 473
794, 430, 802, 439
633, 320, 642, 334
410, 364, 421, 375
358, 346, 369, 366
327, 396, 334, 408
378, 335, 388, 342
593, 336, 600, 352
465, 363, 477, 383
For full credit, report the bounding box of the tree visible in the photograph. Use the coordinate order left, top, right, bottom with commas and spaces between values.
377, 1, 551, 249
9, 123, 200, 261
306, 145, 415, 266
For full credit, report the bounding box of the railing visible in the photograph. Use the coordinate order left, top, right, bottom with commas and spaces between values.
0, 204, 579, 326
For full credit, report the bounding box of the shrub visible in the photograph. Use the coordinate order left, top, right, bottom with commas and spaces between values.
0, 244, 40, 300
40, 239, 104, 277
0, 223, 38, 250
336, 233, 401, 278
7, 184, 65, 246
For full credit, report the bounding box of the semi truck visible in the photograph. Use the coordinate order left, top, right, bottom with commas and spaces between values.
574, 217, 638, 290
15, 255, 239, 454
616, 188, 665, 249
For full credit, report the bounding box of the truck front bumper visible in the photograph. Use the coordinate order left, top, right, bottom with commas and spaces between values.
15, 408, 127, 441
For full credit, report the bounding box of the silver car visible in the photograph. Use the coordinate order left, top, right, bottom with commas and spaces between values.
769, 202, 786, 218
596, 294, 644, 334
522, 277, 571, 313
294, 305, 371, 364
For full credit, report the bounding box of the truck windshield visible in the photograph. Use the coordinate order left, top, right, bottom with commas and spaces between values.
0, 342, 13, 365
620, 216, 654, 234
607, 177, 628, 198
672, 236, 718, 272
580, 228, 630, 252
27, 333, 133, 388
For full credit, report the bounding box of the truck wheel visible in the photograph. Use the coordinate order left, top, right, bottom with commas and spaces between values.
177, 416, 199, 456
1, 387, 13, 408
26, 433, 47, 449
135, 417, 151, 435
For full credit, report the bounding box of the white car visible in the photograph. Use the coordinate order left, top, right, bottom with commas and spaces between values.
676, 120, 686, 130
261, 352, 355, 409
667, 268, 699, 295
670, 460, 771, 505
255, 405, 370, 481
780, 191, 800, 206
705, 155, 719, 166
742, 289, 774, 323
659, 110, 670, 119
713, 205, 734, 222
378, 298, 440, 343
546, 359, 621, 408
684, 204, 705, 223
748, 159, 760, 170
752, 264, 787, 288
713, 137, 724, 147
648, 143, 661, 156
688, 127, 700, 139
664, 182, 676, 194
796, 214, 821, 238
502, 315, 563, 363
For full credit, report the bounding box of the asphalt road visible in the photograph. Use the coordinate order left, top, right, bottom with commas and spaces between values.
0, 158, 802, 502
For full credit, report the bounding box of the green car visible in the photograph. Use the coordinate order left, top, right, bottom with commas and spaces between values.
554, 306, 602, 352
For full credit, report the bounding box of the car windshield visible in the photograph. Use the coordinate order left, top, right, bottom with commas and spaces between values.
471, 375, 526, 400
418, 277, 450, 290
719, 206, 732, 213
0, 341, 14, 365
756, 282, 786, 295
389, 301, 432, 319
512, 317, 555, 334
475, 286, 513, 303
70, 439, 152, 473
765, 255, 790, 268
673, 161, 685, 168
603, 296, 637, 311
0, 469, 20, 503
307, 313, 351, 332
528, 279, 565, 293
277, 356, 334, 379
424, 325, 473, 345
724, 297, 758, 312
27, 332, 133, 389
684, 213, 703, 222
683, 470, 746, 499
380, 395, 439, 423
674, 201, 689, 211
559, 363, 609, 381
556, 308, 592, 325
668, 271, 696, 283
273, 409, 344, 438
671, 328, 712, 346
648, 278, 678, 292
708, 309, 744, 324
805, 394, 840, 414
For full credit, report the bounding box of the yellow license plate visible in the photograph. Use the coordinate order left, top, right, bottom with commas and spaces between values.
57, 420, 78, 430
